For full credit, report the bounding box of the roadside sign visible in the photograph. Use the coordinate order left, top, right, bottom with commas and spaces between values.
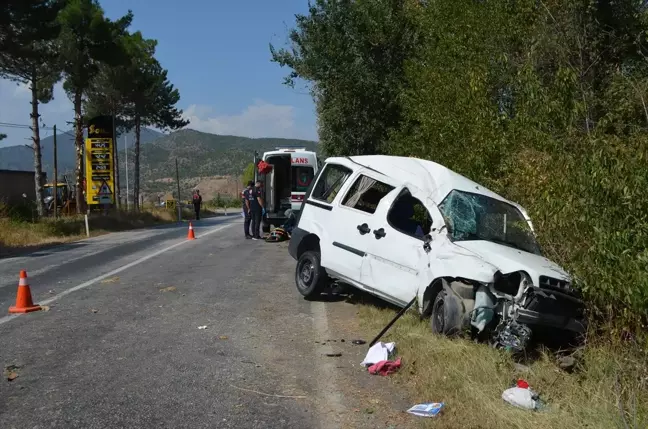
84, 115, 115, 206
166, 199, 176, 211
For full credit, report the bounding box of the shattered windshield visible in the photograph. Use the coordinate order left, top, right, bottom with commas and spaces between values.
438, 190, 542, 255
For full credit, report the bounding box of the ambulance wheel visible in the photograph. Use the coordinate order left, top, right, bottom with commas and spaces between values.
295, 250, 327, 299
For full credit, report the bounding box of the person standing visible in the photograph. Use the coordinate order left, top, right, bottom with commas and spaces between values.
192, 189, 202, 220
250, 180, 264, 240
242, 181, 253, 239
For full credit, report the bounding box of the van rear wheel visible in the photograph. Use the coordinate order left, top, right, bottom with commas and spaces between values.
295, 250, 327, 299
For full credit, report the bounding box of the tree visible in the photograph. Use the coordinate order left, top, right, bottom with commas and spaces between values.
57, 0, 132, 213
84, 31, 148, 209
122, 40, 188, 210
270, 0, 420, 156
0, 0, 64, 216
241, 162, 255, 185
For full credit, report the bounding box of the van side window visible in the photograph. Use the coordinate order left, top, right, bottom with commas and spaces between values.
342, 175, 395, 214
311, 164, 353, 204
387, 190, 433, 239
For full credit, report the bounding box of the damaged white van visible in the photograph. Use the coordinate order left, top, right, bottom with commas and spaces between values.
288, 156, 585, 349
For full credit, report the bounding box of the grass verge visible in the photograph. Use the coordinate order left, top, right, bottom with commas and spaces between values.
0, 208, 183, 257
358, 304, 647, 429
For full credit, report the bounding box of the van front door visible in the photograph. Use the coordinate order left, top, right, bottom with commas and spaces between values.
361, 185, 436, 306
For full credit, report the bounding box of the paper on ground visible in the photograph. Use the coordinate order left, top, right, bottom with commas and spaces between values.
360, 341, 396, 367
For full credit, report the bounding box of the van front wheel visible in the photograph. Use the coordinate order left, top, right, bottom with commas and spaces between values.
295, 251, 327, 299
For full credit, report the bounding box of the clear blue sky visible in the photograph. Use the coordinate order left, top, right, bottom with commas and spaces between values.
0, 0, 317, 147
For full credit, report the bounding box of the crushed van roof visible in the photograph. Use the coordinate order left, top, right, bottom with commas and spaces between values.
343, 155, 519, 207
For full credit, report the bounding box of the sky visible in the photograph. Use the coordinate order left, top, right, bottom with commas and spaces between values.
0, 0, 316, 148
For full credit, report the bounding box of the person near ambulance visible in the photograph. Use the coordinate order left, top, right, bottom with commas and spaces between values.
242, 181, 254, 239
192, 189, 202, 220
248, 180, 265, 240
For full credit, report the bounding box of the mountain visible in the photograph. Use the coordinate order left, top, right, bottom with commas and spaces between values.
0, 128, 163, 179
119, 129, 319, 198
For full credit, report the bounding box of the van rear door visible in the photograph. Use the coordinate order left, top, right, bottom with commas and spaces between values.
264, 167, 276, 213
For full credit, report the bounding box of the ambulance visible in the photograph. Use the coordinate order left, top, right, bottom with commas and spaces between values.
256, 147, 320, 232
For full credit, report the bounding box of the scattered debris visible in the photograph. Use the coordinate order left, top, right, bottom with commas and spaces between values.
491, 320, 532, 354
198, 325, 207, 330
219, 335, 229, 340
91, 309, 98, 314
351, 339, 366, 345
502, 379, 546, 411
41, 305, 50, 312
557, 355, 577, 372
368, 357, 402, 376
228, 384, 307, 399
361, 341, 395, 367
369, 297, 416, 347
159, 286, 177, 292
101, 277, 120, 284
325, 352, 342, 357
4, 364, 22, 382
406, 402, 444, 417
340, 339, 345, 343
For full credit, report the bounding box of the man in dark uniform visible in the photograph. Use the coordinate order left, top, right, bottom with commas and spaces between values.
192, 189, 202, 220
242, 181, 253, 239
249, 180, 264, 240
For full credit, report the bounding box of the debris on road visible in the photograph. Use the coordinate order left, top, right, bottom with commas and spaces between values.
406, 402, 444, 417
101, 277, 120, 284
41, 305, 50, 312
198, 325, 207, 330
91, 309, 98, 313
219, 335, 229, 340
325, 352, 342, 357
159, 286, 177, 292
368, 357, 402, 376
4, 364, 22, 382
361, 341, 396, 367
351, 339, 366, 345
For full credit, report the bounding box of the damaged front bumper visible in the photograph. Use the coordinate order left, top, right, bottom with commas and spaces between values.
514, 307, 585, 334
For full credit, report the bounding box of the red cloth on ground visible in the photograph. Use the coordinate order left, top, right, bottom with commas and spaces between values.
368, 357, 402, 376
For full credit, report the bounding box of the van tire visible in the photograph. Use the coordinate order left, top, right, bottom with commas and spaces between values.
430, 290, 463, 337
295, 250, 327, 299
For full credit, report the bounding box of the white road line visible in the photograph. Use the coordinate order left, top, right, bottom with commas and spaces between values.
0, 222, 234, 326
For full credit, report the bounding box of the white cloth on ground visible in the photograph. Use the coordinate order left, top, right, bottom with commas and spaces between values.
360, 341, 396, 367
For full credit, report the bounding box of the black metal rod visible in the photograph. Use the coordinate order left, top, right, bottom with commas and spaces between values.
368, 296, 417, 348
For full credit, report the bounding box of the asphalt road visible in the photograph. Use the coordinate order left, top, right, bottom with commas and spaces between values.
0, 217, 417, 429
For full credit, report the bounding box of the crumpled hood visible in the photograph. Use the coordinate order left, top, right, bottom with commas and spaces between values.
455, 240, 570, 284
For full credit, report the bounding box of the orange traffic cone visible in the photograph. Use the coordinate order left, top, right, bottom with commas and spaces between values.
187, 222, 196, 240
9, 270, 41, 314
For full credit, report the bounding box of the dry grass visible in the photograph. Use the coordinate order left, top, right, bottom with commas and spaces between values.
0, 208, 181, 256
358, 305, 647, 429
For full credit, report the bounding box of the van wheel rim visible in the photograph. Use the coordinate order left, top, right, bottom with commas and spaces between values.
299, 260, 314, 286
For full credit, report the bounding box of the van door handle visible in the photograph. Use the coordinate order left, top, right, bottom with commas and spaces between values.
373, 228, 386, 239
357, 223, 371, 235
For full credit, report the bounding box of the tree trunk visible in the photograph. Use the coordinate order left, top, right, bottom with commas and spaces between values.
30, 73, 45, 217
134, 116, 141, 211
74, 90, 84, 214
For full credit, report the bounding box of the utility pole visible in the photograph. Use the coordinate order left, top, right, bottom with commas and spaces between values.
53, 124, 58, 219
175, 158, 181, 222
112, 115, 120, 210
125, 134, 129, 211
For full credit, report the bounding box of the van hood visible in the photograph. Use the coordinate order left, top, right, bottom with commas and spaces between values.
454, 240, 570, 284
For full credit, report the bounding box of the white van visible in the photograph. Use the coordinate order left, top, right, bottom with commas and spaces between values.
257, 147, 319, 231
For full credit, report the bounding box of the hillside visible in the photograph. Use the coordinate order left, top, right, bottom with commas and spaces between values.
120, 129, 319, 200
0, 128, 163, 178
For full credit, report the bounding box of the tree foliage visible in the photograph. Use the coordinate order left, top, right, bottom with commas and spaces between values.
273, 0, 648, 330
270, 0, 420, 156
0, 0, 64, 216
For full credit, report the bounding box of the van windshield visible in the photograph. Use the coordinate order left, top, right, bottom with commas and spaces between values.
438, 190, 542, 255
291, 166, 314, 192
